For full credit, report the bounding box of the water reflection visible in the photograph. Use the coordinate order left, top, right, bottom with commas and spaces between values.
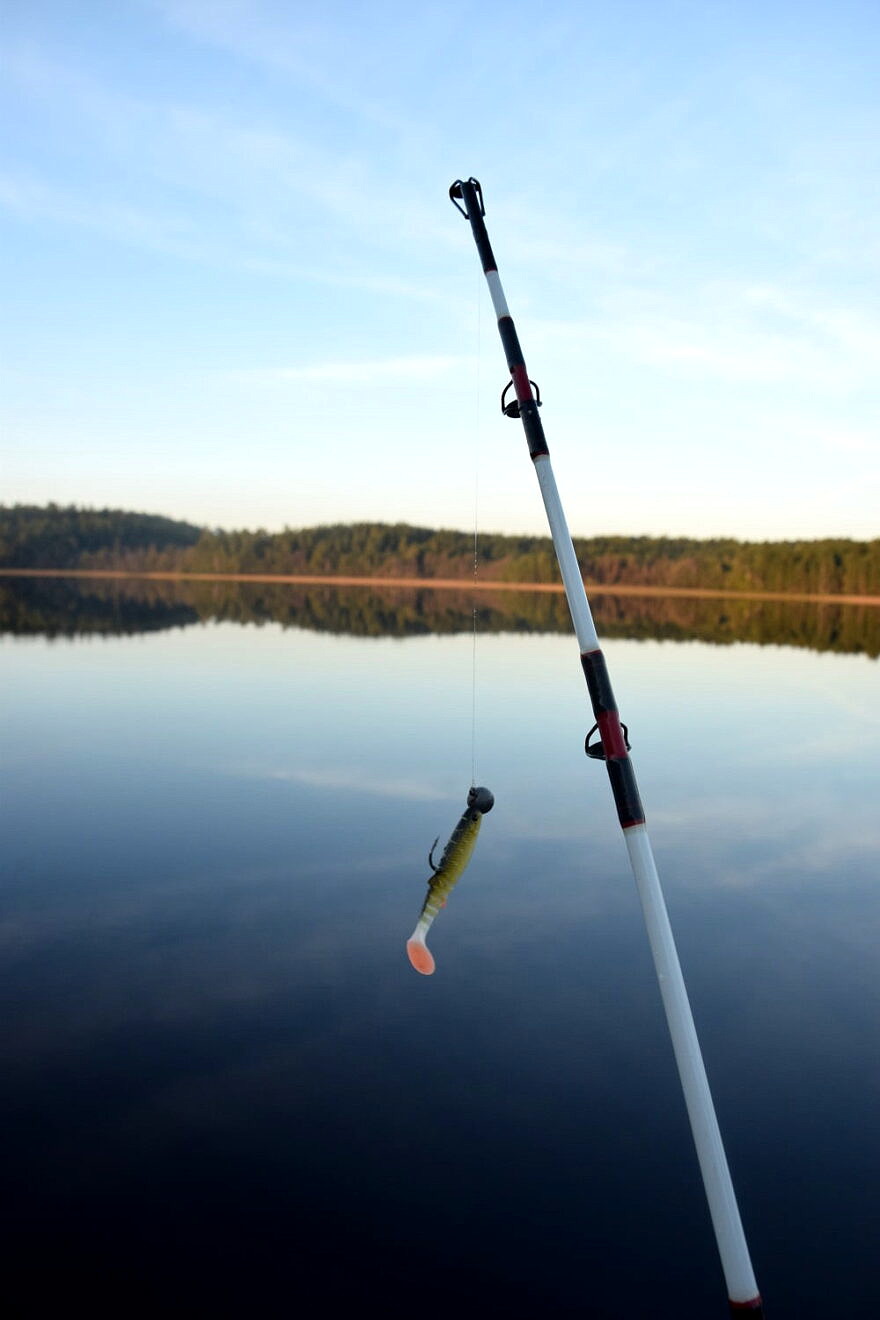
1, 610, 879, 1316
2, 573, 879, 655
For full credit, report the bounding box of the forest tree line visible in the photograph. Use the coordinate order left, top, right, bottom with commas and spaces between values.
2, 503, 879, 597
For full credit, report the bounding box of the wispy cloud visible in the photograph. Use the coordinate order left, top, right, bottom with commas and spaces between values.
0, 170, 200, 254
530, 279, 880, 392
153, 0, 412, 134
0, 166, 454, 307
229, 355, 472, 386
0, 38, 458, 299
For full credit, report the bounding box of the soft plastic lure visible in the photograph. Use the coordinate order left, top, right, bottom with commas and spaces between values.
406, 785, 494, 975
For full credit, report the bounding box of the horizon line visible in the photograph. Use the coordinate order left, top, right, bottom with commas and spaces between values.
3, 568, 879, 609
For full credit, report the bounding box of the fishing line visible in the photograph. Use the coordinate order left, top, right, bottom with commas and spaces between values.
470, 264, 482, 787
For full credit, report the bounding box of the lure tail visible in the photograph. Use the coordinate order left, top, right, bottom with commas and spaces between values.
406, 928, 436, 976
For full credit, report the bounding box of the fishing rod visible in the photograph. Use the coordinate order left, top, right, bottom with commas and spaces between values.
450, 177, 763, 1317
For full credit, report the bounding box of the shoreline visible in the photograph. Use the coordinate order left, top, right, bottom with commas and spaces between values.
2, 567, 879, 607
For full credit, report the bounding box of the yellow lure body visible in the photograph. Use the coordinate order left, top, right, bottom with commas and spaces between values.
406, 786, 494, 975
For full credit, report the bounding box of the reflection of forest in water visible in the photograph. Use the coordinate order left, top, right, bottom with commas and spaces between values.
2, 575, 879, 657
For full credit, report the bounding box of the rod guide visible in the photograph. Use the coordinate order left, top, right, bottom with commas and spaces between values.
585, 722, 631, 760
501, 379, 542, 418
449, 177, 485, 219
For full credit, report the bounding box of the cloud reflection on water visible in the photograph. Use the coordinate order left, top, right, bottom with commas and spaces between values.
232, 763, 450, 801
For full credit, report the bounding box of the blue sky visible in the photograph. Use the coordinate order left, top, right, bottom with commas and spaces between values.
2, 0, 878, 539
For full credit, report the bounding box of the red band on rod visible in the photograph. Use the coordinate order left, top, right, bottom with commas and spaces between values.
597, 710, 628, 759
511, 364, 532, 401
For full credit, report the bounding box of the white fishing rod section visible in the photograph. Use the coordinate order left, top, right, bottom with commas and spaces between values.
450, 177, 763, 1317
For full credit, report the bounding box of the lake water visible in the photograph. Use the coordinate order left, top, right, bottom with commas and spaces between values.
1, 579, 878, 1317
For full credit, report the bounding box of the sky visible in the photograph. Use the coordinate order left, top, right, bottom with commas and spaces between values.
1, 0, 878, 541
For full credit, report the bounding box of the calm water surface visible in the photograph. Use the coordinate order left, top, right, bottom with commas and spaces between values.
1, 586, 878, 1316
